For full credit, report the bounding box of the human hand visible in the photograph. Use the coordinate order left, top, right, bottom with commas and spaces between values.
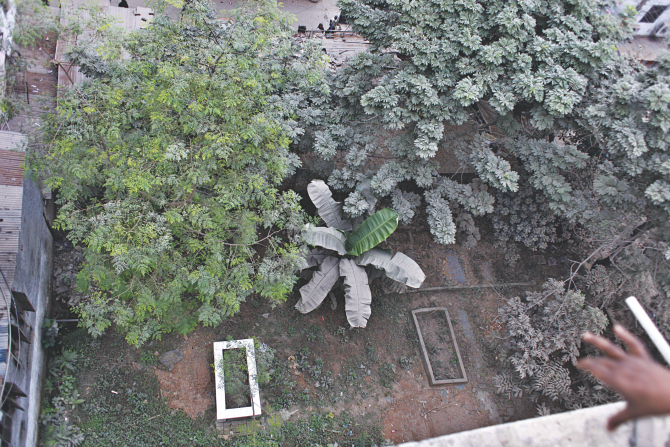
576, 324, 670, 431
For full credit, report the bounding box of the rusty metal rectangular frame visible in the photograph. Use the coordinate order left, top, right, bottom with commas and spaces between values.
412, 307, 468, 386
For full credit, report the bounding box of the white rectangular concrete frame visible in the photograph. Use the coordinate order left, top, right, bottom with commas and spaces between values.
213, 339, 262, 421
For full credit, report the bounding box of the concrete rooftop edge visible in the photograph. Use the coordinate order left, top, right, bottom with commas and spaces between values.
398, 402, 670, 447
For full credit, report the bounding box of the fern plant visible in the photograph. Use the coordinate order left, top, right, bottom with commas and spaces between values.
495, 279, 613, 411
491, 183, 566, 251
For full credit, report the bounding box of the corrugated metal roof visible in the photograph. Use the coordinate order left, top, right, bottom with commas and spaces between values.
0, 139, 25, 383
0, 149, 26, 188
0, 131, 28, 152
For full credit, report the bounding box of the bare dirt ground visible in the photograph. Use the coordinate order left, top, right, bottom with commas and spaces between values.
50, 176, 575, 445
60, 220, 557, 444
154, 330, 216, 418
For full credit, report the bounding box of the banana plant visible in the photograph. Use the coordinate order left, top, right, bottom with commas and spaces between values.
296, 180, 426, 328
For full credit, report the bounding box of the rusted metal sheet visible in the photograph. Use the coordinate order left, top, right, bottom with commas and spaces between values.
0, 147, 26, 188
0, 141, 25, 378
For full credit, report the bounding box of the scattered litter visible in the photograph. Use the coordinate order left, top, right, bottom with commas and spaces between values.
262, 313, 269, 318
111, 390, 118, 394
288, 355, 300, 375
279, 408, 298, 421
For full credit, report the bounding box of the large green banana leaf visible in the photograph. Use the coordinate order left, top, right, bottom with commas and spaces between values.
345, 208, 398, 256
295, 256, 341, 313
308, 180, 352, 231
355, 248, 426, 288
303, 224, 347, 255
340, 259, 372, 328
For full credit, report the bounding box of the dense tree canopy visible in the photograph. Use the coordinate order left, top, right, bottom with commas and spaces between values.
41, 0, 328, 345
298, 0, 635, 246
34, 0, 670, 418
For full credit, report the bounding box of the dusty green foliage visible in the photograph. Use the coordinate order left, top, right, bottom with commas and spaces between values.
294, 0, 633, 248
391, 189, 421, 225
455, 213, 480, 249
491, 183, 566, 251
495, 279, 613, 411
579, 53, 670, 215
37, 0, 329, 346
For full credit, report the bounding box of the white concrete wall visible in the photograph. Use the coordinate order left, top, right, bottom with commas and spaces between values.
399, 402, 670, 447
621, 0, 670, 35
0, 0, 17, 102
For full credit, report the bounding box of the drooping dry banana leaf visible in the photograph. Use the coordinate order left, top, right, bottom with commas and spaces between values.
340, 259, 372, 328
305, 248, 330, 267
355, 248, 425, 288
307, 180, 352, 231
303, 224, 347, 255
295, 256, 341, 313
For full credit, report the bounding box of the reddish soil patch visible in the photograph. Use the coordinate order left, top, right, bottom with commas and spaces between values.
381, 378, 490, 444
154, 330, 216, 418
